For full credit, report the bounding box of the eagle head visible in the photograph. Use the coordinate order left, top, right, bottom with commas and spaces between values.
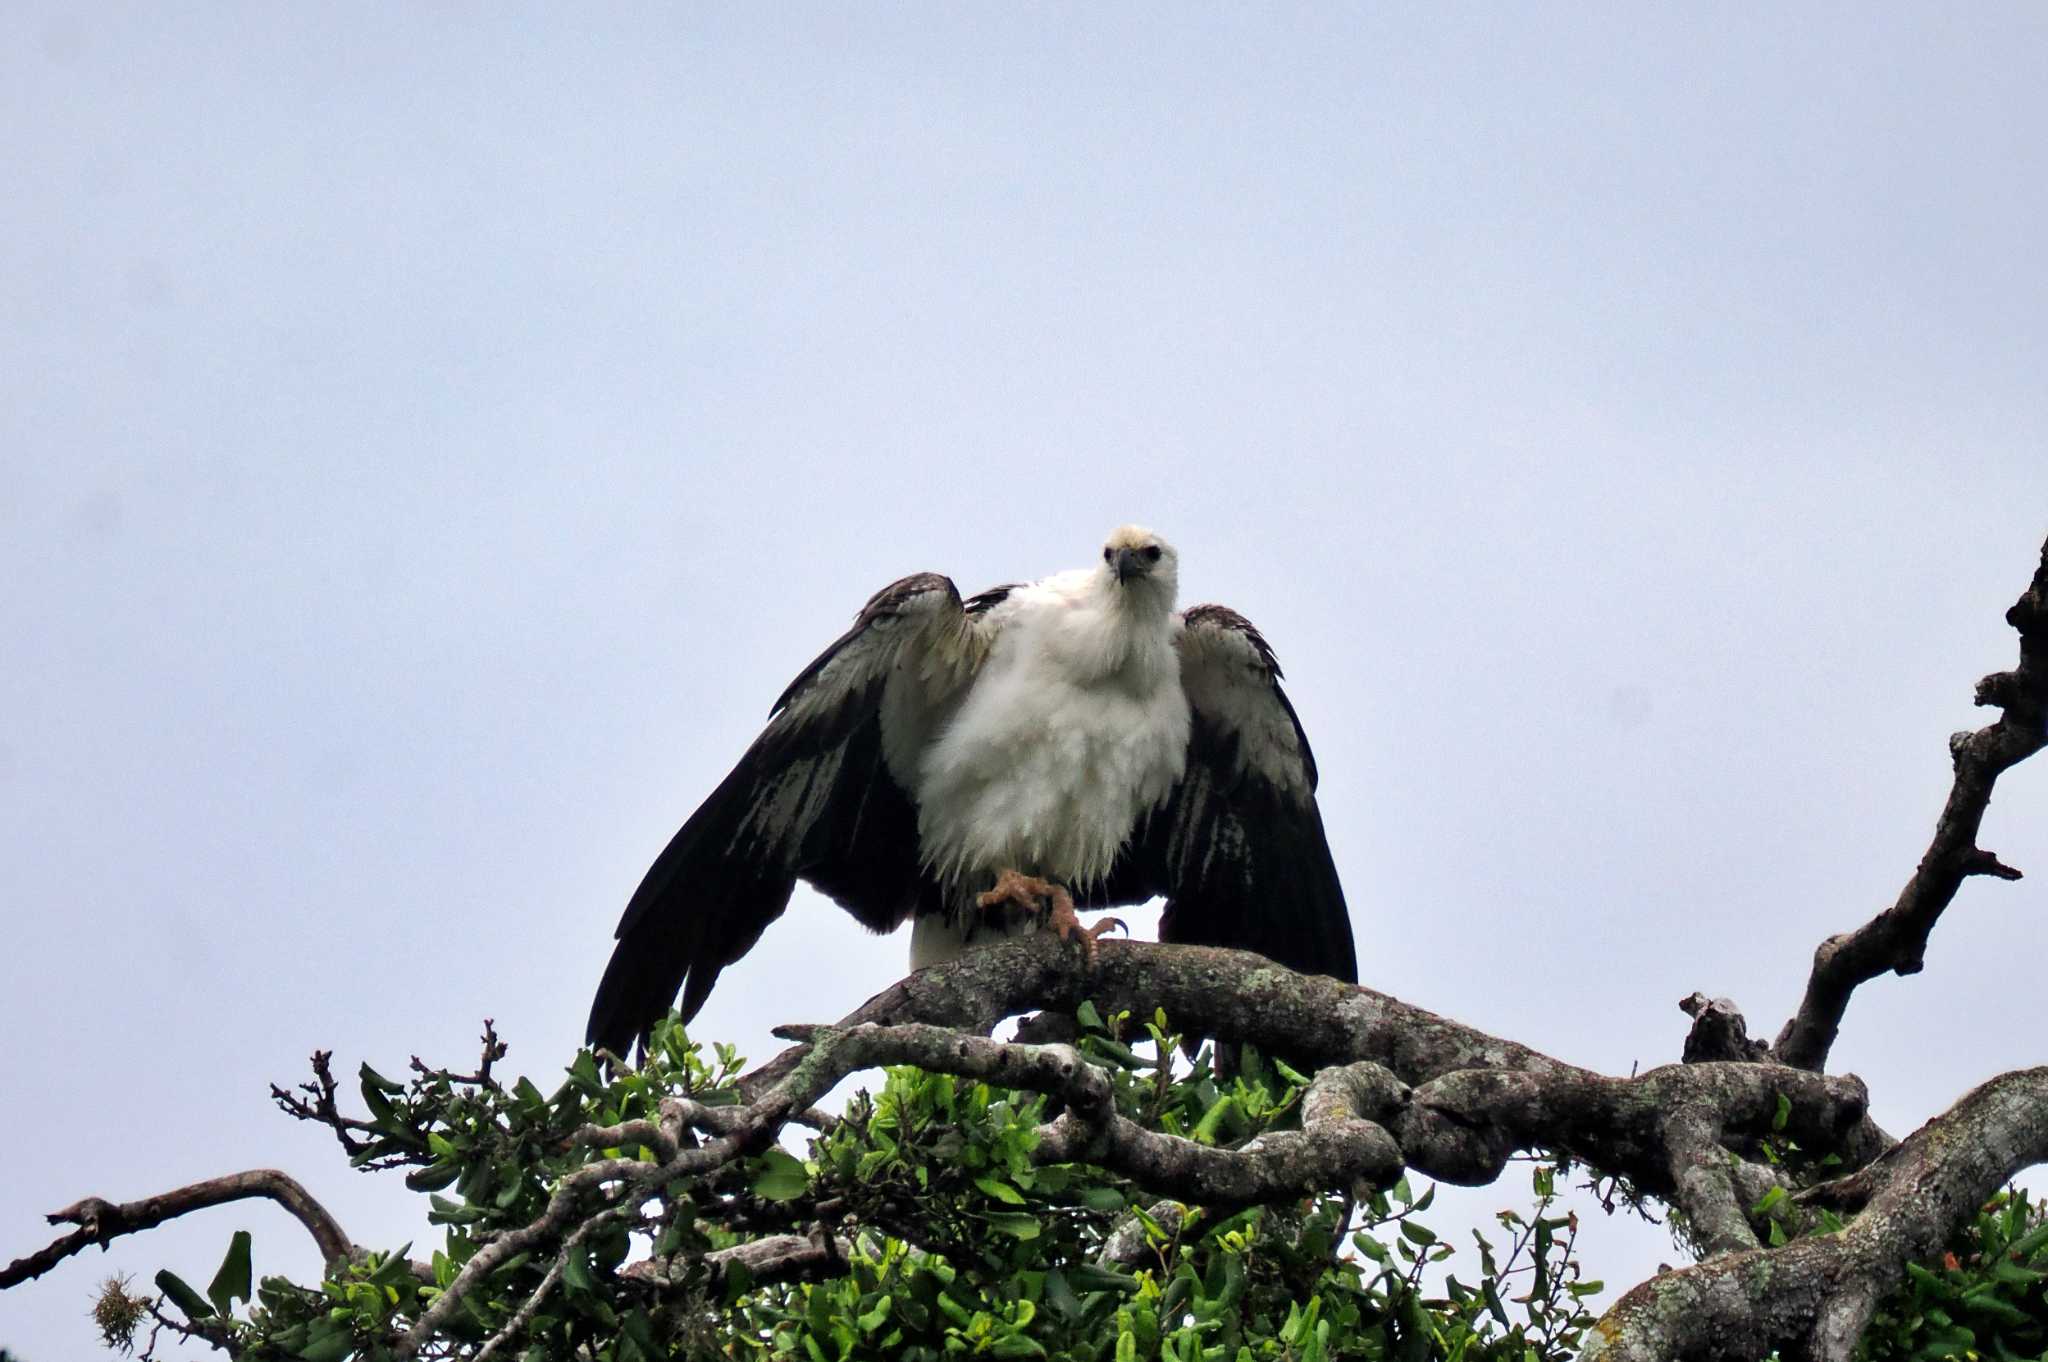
1101, 525, 1178, 593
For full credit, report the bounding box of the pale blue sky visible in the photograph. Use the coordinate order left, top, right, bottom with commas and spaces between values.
5, 7, 2047, 1357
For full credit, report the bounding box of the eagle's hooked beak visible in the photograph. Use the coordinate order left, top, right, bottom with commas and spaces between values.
1114, 547, 1142, 584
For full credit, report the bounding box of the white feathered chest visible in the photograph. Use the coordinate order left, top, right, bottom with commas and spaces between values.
911, 569, 1191, 896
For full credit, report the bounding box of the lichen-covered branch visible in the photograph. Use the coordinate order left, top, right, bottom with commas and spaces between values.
741, 933, 1587, 1103
1584, 1066, 2048, 1362
742, 937, 1877, 1219
1774, 535, 2048, 1070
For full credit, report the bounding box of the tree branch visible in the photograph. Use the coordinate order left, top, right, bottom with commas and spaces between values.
269, 1049, 377, 1159
1774, 534, 2048, 1070
473, 1204, 638, 1362
742, 933, 1590, 1102
704, 1231, 850, 1283
1, 1169, 355, 1290
1584, 1066, 2048, 1362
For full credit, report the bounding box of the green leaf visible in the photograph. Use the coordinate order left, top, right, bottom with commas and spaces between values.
1772, 1092, 1792, 1133
1075, 1186, 1128, 1213
1399, 1220, 1438, 1247
1905, 1261, 1945, 1290
562, 1246, 596, 1296
1959, 1291, 2031, 1327
359, 1063, 403, 1095
1216, 1250, 1246, 1309
751, 1148, 810, 1202
620, 1308, 660, 1360
1042, 1268, 1083, 1321
367, 1245, 415, 1288
153, 1269, 215, 1321
493, 1168, 526, 1209
1989, 1257, 2046, 1287
1068, 1263, 1141, 1293
1091, 1038, 1147, 1069
206, 1229, 253, 1316
975, 1174, 1027, 1205
2007, 1219, 2048, 1260
358, 1064, 403, 1129
405, 1160, 461, 1193
1192, 1095, 1242, 1145
1481, 1278, 1510, 1327
298, 1321, 356, 1362
985, 1213, 1042, 1240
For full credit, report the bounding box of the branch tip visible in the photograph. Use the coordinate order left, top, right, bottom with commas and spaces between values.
1961, 847, 2023, 881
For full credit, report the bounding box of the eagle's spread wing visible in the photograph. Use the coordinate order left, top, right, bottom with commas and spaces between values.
586, 573, 984, 1054
1100, 605, 1358, 983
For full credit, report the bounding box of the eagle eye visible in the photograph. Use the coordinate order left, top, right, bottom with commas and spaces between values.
1103, 547, 1114, 562
1142, 545, 1163, 562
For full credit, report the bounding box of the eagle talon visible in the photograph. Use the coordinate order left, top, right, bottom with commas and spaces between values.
976, 868, 1062, 918
977, 870, 1121, 966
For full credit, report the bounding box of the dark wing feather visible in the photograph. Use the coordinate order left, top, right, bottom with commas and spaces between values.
962, 583, 1023, 616
1101, 605, 1357, 984
586, 573, 970, 1054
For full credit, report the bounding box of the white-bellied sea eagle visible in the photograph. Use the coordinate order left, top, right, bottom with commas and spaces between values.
587, 525, 1357, 1053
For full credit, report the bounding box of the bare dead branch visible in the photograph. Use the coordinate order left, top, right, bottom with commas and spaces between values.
270, 1049, 376, 1158
414, 1018, 508, 1089
1, 1170, 355, 1290
1774, 534, 2048, 1070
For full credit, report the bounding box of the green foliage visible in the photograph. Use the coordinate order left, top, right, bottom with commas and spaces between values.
1855, 1188, 2048, 1362
140, 1011, 1603, 1361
